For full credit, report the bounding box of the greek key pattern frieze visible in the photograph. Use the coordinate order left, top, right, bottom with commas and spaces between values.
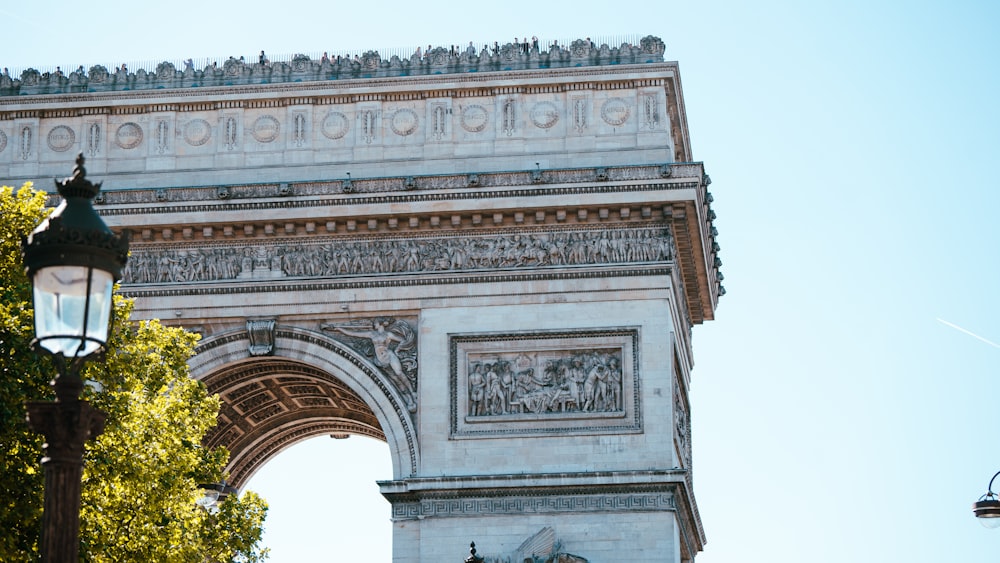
391, 491, 675, 520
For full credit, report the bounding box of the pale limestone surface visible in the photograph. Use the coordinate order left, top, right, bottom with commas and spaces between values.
1, 52, 718, 561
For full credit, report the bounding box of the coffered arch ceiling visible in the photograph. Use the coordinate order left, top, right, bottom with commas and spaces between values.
201, 357, 385, 489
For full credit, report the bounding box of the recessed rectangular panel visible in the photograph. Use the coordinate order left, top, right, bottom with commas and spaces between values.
450, 328, 641, 438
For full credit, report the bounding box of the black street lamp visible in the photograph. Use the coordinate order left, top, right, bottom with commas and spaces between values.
197, 482, 238, 513
973, 470, 1000, 528
21, 154, 129, 562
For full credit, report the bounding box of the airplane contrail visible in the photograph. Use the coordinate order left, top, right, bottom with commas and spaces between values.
936, 318, 1000, 349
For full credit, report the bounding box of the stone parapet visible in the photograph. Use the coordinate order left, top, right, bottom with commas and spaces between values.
0, 37, 665, 98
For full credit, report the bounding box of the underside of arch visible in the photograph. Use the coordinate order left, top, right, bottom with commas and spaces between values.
201, 357, 385, 489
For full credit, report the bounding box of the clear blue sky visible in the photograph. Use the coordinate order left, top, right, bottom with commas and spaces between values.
5, 1, 999, 561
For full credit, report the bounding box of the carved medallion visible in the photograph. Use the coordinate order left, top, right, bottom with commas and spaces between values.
460, 105, 489, 133
46, 125, 75, 152
321, 111, 349, 140
600, 98, 630, 126
530, 102, 559, 129
115, 122, 143, 149
251, 115, 280, 143
0, 130, 6, 154
184, 119, 212, 146
390, 109, 418, 136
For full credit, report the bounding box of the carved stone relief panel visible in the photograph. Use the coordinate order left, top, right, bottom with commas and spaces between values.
320, 110, 350, 140
221, 114, 239, 151
450, 328, 640, 438
460, 103, 490, 134
389, 108, 419, 137
600, 97, 631, 127
289, 111, 308, 148
46, 125, 75, 152
530, 101, 560, 130
0, 129, 7, 155
428, 102, 450, 141
120, 227, 675, 285
356, 105, 380, 145
183, 118, 212, 147
85, 121, 101, 156
17, 123, 34, 161
499, 96, 518, 136
571, 96, 588, 134
321, 317, 418, 412
641, 92, 660, 130
251, 115, 280, 143
674, 379, 691, 469
115, 122, 143, 149
154, 118, 170, 154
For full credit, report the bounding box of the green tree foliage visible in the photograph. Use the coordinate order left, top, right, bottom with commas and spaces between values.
0, 183, 268, 562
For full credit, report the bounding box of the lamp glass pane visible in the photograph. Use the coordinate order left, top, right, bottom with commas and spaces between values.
33, 265, 114, 357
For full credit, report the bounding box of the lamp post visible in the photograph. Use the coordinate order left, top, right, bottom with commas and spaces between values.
974, 470, 1000, 528
197, 482, 238, 513
21, 154, 129, 563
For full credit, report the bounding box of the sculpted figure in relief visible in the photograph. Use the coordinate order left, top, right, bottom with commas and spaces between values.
468, 348, 624, 417
122, 228, 674, 285
321, 318, 418, 412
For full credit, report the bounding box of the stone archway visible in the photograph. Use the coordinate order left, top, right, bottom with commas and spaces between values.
189, 326, 418, 488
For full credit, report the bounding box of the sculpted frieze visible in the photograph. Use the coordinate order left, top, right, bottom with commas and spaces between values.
450, 328, 640, 438
674, 385, 691, 469
120, 227, 674, 285
467, 348, 623, 417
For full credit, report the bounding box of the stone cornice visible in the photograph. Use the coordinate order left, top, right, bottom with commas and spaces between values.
379, 468, 705, 556
120, 265, 675, 298
95, 163, 702, 218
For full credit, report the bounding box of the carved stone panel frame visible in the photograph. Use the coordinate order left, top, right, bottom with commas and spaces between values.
450, 328, 641, 438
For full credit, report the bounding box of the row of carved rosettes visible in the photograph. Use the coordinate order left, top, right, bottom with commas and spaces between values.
92, 163, 698, 208
120, 226, 676, 285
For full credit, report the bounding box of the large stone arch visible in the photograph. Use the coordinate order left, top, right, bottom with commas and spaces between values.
189, 325, 418, 487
